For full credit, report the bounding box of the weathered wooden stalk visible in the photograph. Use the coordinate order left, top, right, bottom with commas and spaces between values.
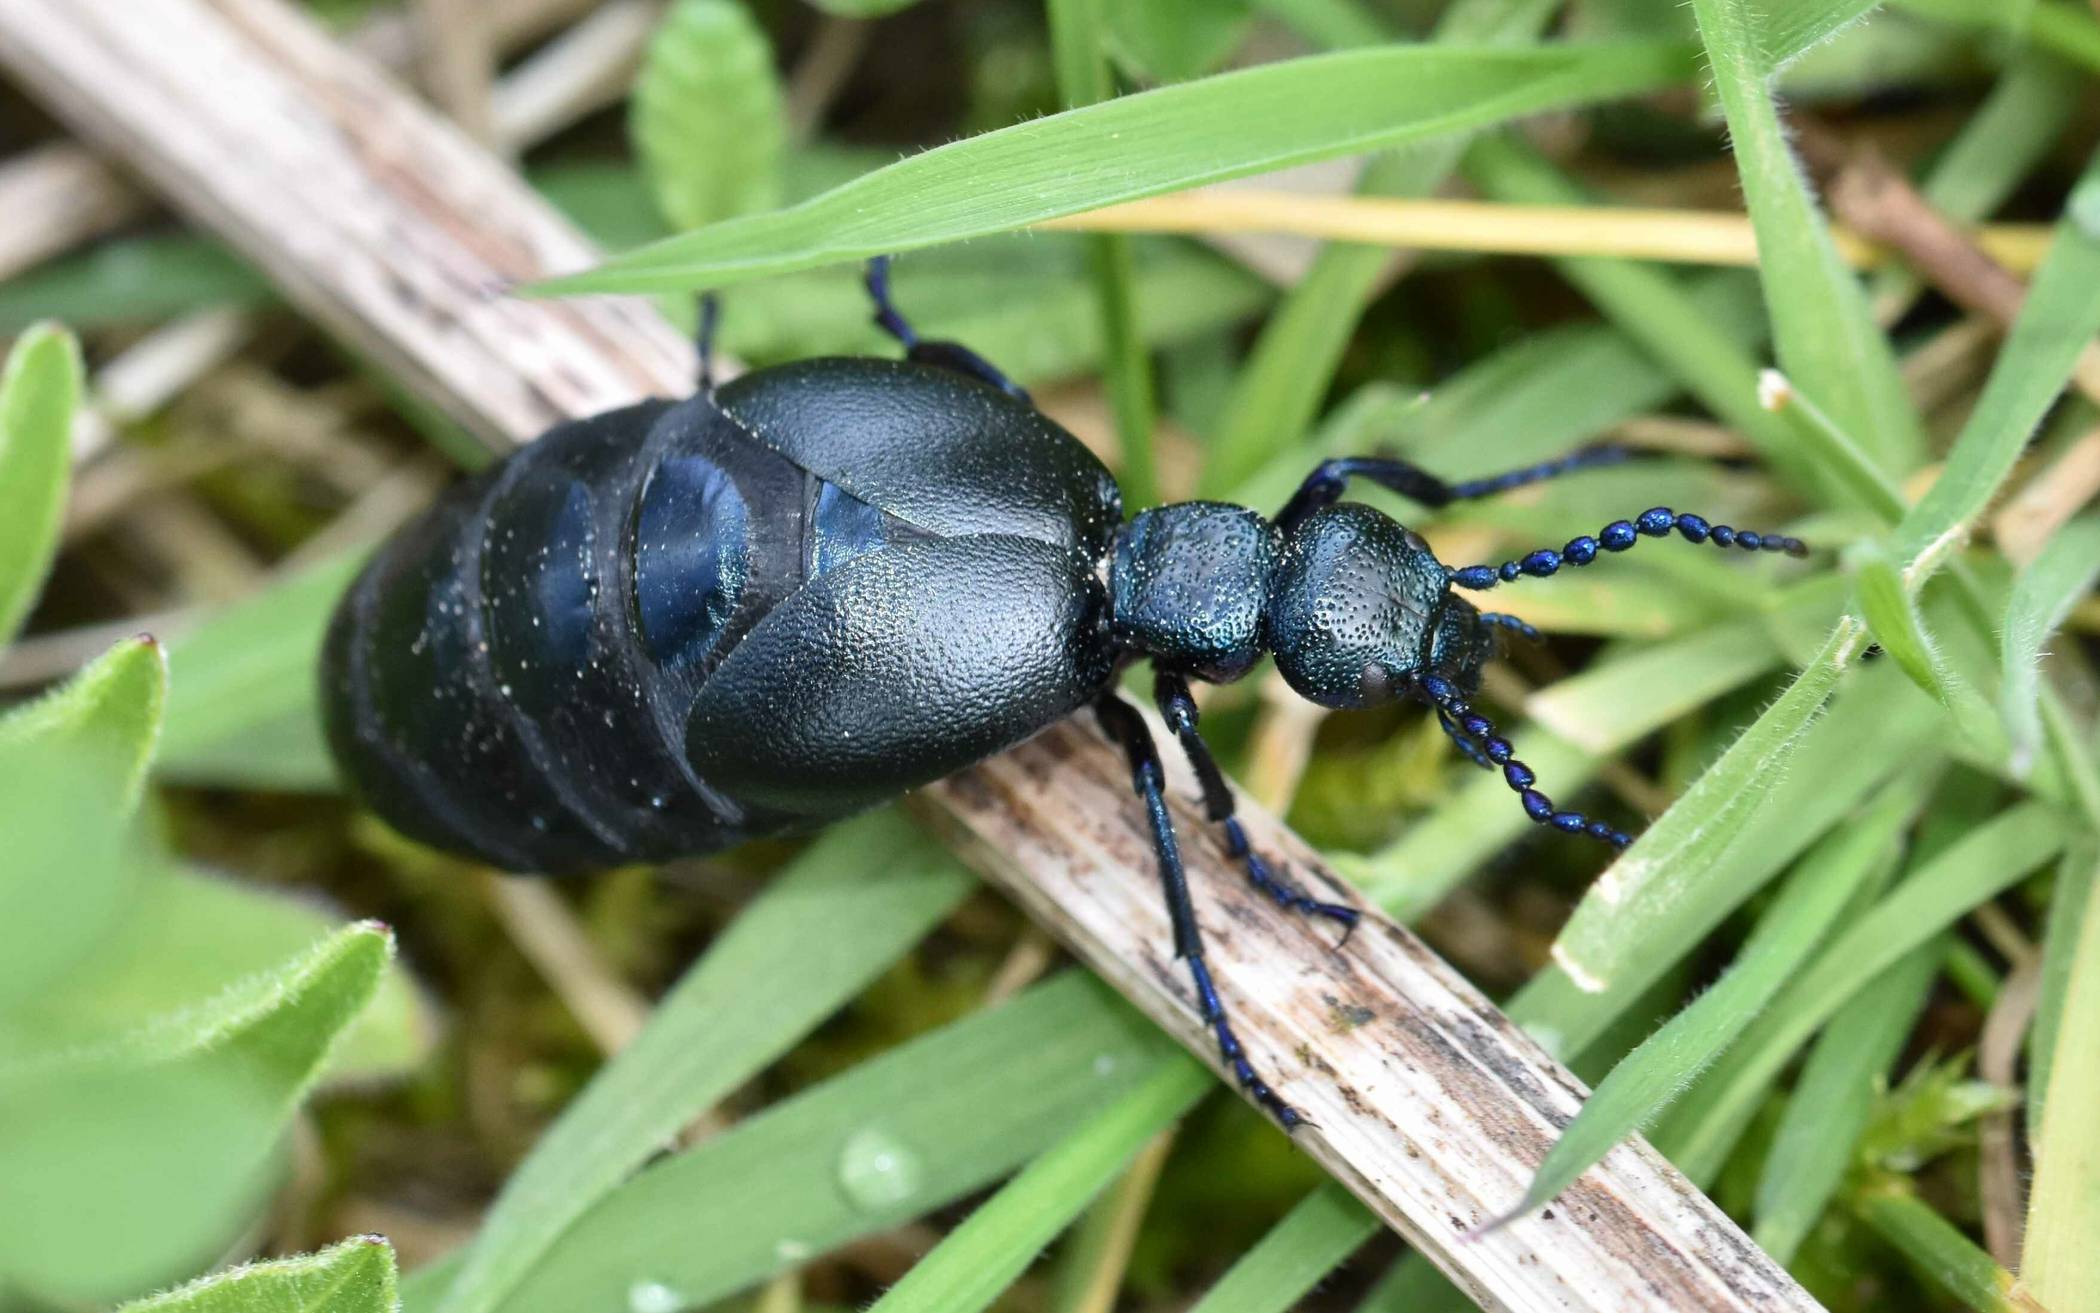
0, 3, 1820, 1309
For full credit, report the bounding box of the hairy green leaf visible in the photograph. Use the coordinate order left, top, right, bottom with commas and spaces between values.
118, 1237, 397, 1313
631, 0, 786, 232
0, 324, 80, 645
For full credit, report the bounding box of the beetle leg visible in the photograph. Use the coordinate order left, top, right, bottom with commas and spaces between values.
1154, 672, 1359, 944
695, 292, 722, 392
1274, 446, 1635, 533
1417, 675, 1632, 849
1095, 692, 1310, 1132
863, 255, 1032, 402
1478, 612, 1542, 645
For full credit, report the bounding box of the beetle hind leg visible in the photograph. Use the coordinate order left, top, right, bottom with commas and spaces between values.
864, 255, 1032, 402
1096, 692, 1312, 1131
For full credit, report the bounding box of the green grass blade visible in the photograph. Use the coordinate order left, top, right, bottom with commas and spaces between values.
117, 1237, 397, 1313
1503, 774, 1919, 1220
0, 323, 81, 646
1049, 0, 1159, 508
157, 551, 364, 792
1894, 0, 2100, 76
1551, 618, 1866, 993
1856, 1187, 2032, 1313
1895, 147, 2100, 581
2022, 842, 2100, 1311
431, 813, 972, 1313
0, 237, 269, 334
1868, 56, 2079, 318
534, 40, 1696, 294
2029, 844, 2096, 1135
629, 0, 787, 232
399, 972, 1177, 1313
863, 1057, 1210, 1313
0, 923, 391, 1303
2001, 516, 2100, 773
1187, 1184, 1377, 1313
1689, 0, 1924, 474
1852, 545, 2000, 748
1249, 0, 1389, 49
0, 631, 166, 803
1199, 0, 1564, 495
1650, 802, 2066, 1180
1751, 942, 1940, 1262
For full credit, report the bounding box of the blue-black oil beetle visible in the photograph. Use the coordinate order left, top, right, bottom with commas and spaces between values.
322, 258, 1807, 1126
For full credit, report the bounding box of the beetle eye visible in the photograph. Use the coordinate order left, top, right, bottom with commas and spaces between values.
1359, 660, 1396, 702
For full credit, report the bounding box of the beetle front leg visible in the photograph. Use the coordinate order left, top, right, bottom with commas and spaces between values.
1153, 672, 1358, 943
864, 255, 1032, 402
1095, 692, 1309, 1131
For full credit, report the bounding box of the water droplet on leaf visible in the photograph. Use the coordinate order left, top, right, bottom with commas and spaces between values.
836, 1127, 921, 1211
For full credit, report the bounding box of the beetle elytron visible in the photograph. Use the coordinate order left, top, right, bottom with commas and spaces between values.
323, 259, 1806, 1126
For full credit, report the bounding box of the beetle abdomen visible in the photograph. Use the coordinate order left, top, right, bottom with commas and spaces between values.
323, 392, 897, 873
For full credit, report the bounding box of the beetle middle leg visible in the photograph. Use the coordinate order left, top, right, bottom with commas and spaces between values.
1095, 691, 1309, 1131
1153, 671, 1358, 942
864, 255, 1032, 402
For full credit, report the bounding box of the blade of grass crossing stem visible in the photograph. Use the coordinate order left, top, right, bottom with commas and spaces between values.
1045, 1128, 1173, 1313
1186, 1183, 1377, 1313
1496, 773, 1923, 1223
0, 323, 80, 646
1551, 618, 1867, 993
1894, 0, 2100, 78
1895, 147, 2100, 582
536, 41, 1696, 295
2001, 516, 2100, 774
1852, 544, 2001, 751
2029, 844, 2096, 1135
1750, 940, 1943, 1263
1514, 662, 1938, 1058
2022, 844, 2100, 1311
862, 1058, 1210, 1313
1856, 1188, 2037, 1313
1462, 134, 1881, 506
116, 1236, 398, 1313
1047, 0, 1157, 509
400, 973, 1178, 1313
431, 813, 971, 1313
1198, 0, 1563, 495
1651, 803, 2066, 1181
1688, 0, 1925, 475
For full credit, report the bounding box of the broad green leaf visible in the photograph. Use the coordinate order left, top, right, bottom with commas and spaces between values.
1503, 774, 1919, 1221
1186, 1184, 1377, 1313
631, 0, 786, 233
536, 40, 1697, 294
1551, 618, 1866, 992
864, 1057, 1209, 1313
7, 863, 433, 1085
118, 1236, 397, 1313
0, 636, 167, 1008
158, 552, 363, 791
1690, 0, 1924, 475
401, 972, 1177, 1313
1751, 945, 1941, 1260
431, 812, 971, 1313
1649, 802, 2066, 1181
1895, 147, 2100, 581
0, 323, 81, 645
2002, 517, 2100, 774
2024, 845, 2100, 1308
1199, 0, 1565, 496
0, 923, 391, 1303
